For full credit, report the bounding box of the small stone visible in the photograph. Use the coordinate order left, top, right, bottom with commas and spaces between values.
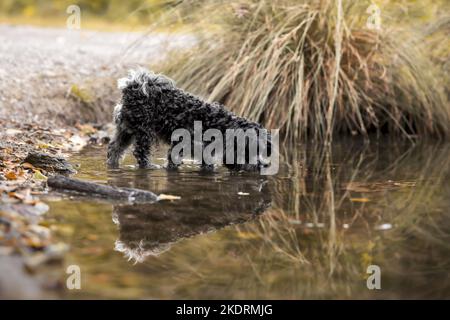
23, 151, 76, 174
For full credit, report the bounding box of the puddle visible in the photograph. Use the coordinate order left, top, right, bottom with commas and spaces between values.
46, 139, 450, 299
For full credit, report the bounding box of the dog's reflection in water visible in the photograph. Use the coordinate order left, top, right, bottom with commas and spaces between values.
111, 176, 271, 263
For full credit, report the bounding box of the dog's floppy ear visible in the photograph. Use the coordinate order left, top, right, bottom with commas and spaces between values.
117, 68, 175, 99
117, 68, 147, 92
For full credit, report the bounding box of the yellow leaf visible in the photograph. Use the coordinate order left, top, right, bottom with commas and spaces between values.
38, 143, 50, 149
69, 84, 93, 103
237, 231, 259, 239
158, 194, 181, 201
33, 170, 47, 181
350, 197, 370, 203
76, 123, 97, 135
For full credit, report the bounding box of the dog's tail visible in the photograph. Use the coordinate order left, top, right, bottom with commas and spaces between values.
117, 68, 175, 98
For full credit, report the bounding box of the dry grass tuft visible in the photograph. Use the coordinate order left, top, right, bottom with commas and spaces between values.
158, 0, 450, 142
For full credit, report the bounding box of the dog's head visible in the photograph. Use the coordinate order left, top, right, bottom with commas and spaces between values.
118, 68, 175, 99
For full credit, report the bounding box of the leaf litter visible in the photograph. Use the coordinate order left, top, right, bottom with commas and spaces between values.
0, 117, 109, 272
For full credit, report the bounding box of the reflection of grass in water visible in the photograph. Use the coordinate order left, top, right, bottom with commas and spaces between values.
236, 141, 450, 298
48, 142, 449, 299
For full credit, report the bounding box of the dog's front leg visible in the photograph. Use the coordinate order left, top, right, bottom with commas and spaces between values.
166, 143, 182, 170
133, 131, 159, 169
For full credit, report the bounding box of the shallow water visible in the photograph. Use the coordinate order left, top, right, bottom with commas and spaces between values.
46, 139, 450, 299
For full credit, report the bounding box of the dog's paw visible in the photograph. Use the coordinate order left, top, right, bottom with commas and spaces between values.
199, 164, 215, 174
106, 161, 120, 169
138, 163, 161, 170
166, 162, 180, 171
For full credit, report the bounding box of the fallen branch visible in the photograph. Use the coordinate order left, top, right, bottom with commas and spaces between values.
47, 175, 158, 203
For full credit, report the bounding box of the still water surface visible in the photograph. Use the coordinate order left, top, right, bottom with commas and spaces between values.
47, 139, 450, 299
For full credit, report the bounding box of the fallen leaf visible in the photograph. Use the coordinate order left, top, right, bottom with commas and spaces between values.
24, 235, 46, 249
8, 192, 24, 200
350, 197, 370, 203
37, 142, 51, 149
158, 194, 181, 201
236, 231, 259, 239
33, 170, 47, 180
22, 162, 35, 170
76, 123, 97, 135
5, 171, 17, 180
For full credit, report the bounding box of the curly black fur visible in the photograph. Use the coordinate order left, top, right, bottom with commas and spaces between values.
107, 69, 270, 171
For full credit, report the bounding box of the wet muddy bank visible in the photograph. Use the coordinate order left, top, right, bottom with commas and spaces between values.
0, 117, 112, 298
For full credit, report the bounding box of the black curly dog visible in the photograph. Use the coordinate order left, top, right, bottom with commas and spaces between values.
107, 69, 271, 171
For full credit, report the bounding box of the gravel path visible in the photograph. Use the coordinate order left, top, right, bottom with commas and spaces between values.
0, 24, 193, 124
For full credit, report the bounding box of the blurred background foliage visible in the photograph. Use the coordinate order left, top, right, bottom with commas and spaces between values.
0, 0, 448, 28
0, 0, 181, 29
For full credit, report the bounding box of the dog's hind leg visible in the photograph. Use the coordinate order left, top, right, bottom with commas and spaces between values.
107, 128, 134, 168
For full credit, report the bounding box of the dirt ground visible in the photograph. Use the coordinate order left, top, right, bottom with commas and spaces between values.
0, 24, 193, 124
